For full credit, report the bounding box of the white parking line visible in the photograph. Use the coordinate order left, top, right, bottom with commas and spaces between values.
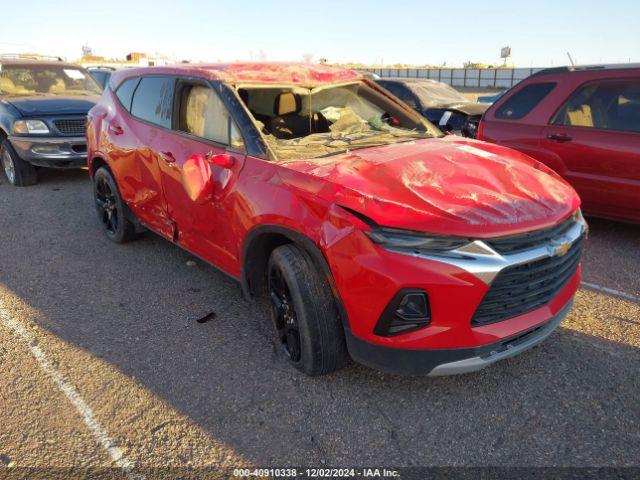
0, 307, 138, 479
581, 282, 640, 303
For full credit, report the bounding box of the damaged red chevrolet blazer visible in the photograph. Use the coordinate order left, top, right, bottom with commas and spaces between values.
87, 63, 587, 376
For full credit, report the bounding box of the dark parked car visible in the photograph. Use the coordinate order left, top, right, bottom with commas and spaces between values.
0, 58, 101, 186
479, 64, 640, 224
376, 78, 488, 137
87, 66, 115, 89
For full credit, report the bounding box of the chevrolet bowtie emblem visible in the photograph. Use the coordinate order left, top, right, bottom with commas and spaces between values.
552, 241, 572, 257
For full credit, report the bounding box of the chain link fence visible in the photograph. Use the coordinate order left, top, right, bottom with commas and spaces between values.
361, 67, 546, 88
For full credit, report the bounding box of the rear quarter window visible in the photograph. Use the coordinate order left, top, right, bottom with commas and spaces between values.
494, 82, 556, 120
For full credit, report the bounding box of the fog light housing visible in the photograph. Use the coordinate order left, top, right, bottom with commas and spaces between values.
32, 145, 63, 155
374, 289, 431, 336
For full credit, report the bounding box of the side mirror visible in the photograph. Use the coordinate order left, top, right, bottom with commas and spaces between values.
207, 153, 235, 169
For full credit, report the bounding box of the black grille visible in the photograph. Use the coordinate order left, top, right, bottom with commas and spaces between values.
472, 235, 583, 326
53, 118, 86, 135
487, 216, 575, 254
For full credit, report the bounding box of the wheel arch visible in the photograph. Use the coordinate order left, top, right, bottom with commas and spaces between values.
241, 225, 351, 329
91, 157, 141, 230
89, 155, 110, 178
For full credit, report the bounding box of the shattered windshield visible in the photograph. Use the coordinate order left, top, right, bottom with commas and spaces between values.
408, 82, 469, 108
238, 81, 442, 160
0, 65, 102, 96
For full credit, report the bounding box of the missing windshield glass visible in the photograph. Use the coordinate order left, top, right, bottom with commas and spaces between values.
237, 81, 441, 160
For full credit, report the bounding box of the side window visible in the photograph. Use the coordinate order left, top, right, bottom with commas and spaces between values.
552, 80, 640, 133
130, 77, 174, 128
380, 82, 418, 108
495, 82, 556, 120
177, 83, 245, 150
114, 77, 140, 112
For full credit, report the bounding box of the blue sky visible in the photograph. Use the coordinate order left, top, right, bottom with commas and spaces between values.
1, 0, 638, 67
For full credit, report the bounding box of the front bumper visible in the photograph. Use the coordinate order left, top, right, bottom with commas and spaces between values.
321, 206, 586, 376
8, 135, 87, 168
346, 300, 573, 375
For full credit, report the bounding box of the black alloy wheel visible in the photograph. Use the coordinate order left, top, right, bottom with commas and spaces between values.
92, 167, 137, 243
95, 174, 118, 236
268, 263, 302, 362
266, 244, 348, 375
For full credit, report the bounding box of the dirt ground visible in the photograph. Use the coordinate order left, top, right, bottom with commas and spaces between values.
0, 169, 638, 476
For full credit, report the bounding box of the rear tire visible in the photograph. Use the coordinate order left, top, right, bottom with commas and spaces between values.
1, 139, 37, 186
268, 244, 348, 376
93, 166, 137, 243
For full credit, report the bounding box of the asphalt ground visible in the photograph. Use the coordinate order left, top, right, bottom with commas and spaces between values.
0, 169, 638, 477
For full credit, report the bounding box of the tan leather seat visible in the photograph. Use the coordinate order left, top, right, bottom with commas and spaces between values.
184, 86, 210, 137
275, 92, 299, 116
268, 92, 310, 139
566, 104, 593, 127
268, 92, 328, 139
183, 86, 229, 144
0, 77, 17, 94
49, 78, 67, 94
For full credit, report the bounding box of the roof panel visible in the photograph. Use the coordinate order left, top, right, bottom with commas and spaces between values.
111, 62, 362, 86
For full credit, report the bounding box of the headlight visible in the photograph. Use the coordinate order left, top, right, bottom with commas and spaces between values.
13, 120, 50, 135
365, 228, 472, 256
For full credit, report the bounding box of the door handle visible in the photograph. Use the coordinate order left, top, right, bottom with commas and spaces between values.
160, 151, 177, 164
547, 134, 572, 143
108, 123, 123, 135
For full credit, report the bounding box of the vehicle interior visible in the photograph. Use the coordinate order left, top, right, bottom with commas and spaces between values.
554, 81, 640, 132
176, 83, 245, 150
236, 81, 441, 160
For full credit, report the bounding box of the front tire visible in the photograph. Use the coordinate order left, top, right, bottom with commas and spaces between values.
93, 166, 137, 243
268, 244, 348, 376
1, 139, 37, 186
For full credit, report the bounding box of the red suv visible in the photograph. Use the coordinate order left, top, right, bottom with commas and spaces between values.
87, 63, 586, 376
479, 64, 640, 224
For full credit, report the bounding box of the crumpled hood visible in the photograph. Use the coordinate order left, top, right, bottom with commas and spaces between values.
4, 95, 98, 116
279, 137, 580, 238
425, 102, 489, 116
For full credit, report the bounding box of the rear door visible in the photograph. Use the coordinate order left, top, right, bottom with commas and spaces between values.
111, 75, 176, 239
156, 78, 247, 275
541, 78, 640, 218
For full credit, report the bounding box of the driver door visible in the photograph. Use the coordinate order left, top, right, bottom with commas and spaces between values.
541, 78, 640, 218
156, 79, 247, 275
